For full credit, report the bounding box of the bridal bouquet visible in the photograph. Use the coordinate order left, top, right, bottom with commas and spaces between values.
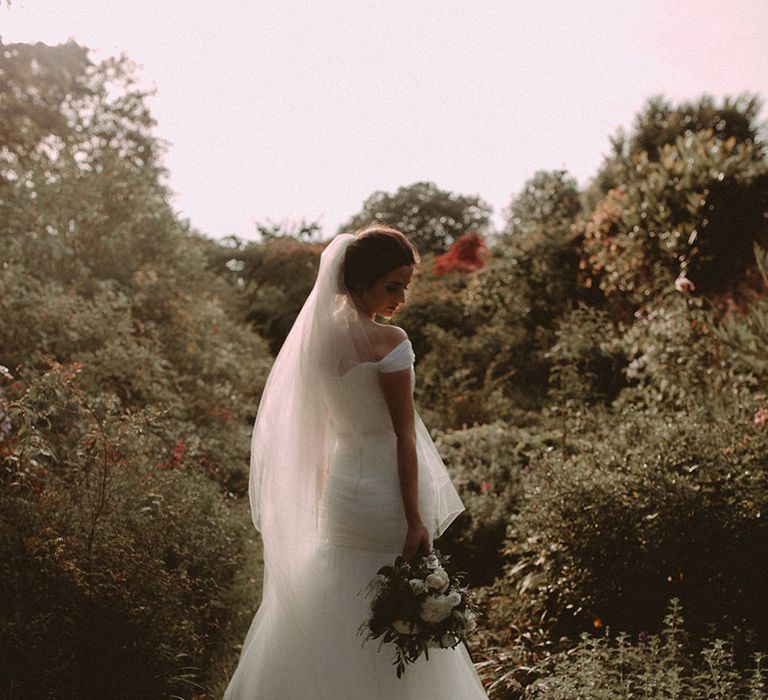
359, 550, 479, 678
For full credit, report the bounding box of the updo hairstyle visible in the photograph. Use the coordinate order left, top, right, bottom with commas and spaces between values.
342, 225, 420, 294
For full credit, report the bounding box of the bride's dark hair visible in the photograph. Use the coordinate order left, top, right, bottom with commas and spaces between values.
342, 225, 420, 294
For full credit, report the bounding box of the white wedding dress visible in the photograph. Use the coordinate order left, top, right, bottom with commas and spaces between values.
224, 337, 488, 699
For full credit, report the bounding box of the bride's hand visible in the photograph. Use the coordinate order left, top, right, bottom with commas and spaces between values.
402, 521, 431, 563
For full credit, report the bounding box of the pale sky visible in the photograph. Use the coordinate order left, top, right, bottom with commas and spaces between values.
2, 0, 767, 240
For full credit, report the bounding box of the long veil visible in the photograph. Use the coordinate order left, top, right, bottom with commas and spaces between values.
245, 232, 463, 639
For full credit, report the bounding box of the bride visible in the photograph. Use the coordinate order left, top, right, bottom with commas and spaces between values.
224, 226, 488, 699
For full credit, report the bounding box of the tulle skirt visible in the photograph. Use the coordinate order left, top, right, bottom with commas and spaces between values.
224, 433, 487, 699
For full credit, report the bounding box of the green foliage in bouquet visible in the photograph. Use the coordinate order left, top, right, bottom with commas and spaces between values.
360, 551, 480, 678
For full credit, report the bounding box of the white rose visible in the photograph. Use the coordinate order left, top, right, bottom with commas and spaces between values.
392, 619, 419, 635
424, 554, 440, 570
419, 594, 453, 624
408, 578, 427, 594
425, 568, 450, 592
446, 590, 462, 607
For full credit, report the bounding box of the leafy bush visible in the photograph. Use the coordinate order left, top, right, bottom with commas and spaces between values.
546, 303, 627, 406
204, 232, 323, 354
507, 402, 768, 647
412, 246, 585, 429
434, 422, 558, 585
580, 111, 768, 306
0, 364, 249, 699
396, 261, 473, 358
415, 324, 523, 430
712, 243, 768, 384
617, 298, 725, 407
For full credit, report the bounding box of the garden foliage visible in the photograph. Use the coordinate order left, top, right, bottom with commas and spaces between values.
1, 40, 270, 698
4, 37, 768, 698
507, 402, 768, 645
524, 600, 766, 700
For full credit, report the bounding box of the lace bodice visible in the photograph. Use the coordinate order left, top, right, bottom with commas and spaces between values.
324, 339, 416, 437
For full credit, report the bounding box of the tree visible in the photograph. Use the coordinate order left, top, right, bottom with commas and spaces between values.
580, 130, 768, 305
589, 94, 764, 205
501, 170, 581, 249
579, 94, 768, 310
204, 230, 323, 353
1, 39, 170, 288
339, 181, 492, 254
0, 41, 271, 697
629, 94, 762, 161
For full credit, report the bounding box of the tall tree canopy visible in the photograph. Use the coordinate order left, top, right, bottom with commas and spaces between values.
338, 180, 492, 254
501, 169, 582, 249
581, 95, 768, 305
591, 94, 764, 201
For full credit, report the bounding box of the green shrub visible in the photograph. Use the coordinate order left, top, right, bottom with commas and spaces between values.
615, 295, 757, 412
580, 126, 768, 306
204, 233, 323, 354
0, 40, 273, 699
0, 363, 247, 699
434, 422, 557, 584
415, 324, 525, 430
507, 403, 768, 647
712, 243, 768, 385
547, 303, 628, 405
412, 251, 576, 429
395, 264, 474, 357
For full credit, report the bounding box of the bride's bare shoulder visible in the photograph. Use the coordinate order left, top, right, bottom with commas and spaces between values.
370, 324, 408, 359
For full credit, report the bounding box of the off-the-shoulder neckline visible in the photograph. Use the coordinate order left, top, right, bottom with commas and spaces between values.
340, 339, 412, 377
377, 338, 410, 363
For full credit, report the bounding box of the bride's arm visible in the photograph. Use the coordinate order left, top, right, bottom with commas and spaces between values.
379, 369, 431, 561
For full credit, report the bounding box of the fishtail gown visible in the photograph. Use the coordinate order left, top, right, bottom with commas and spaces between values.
224, 339, 488, 699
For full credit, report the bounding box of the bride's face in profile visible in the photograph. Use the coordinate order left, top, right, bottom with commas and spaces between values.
358, 264, 414, 320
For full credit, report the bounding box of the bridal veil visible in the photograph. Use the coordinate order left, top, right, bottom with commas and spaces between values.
247, 232, 463, 620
